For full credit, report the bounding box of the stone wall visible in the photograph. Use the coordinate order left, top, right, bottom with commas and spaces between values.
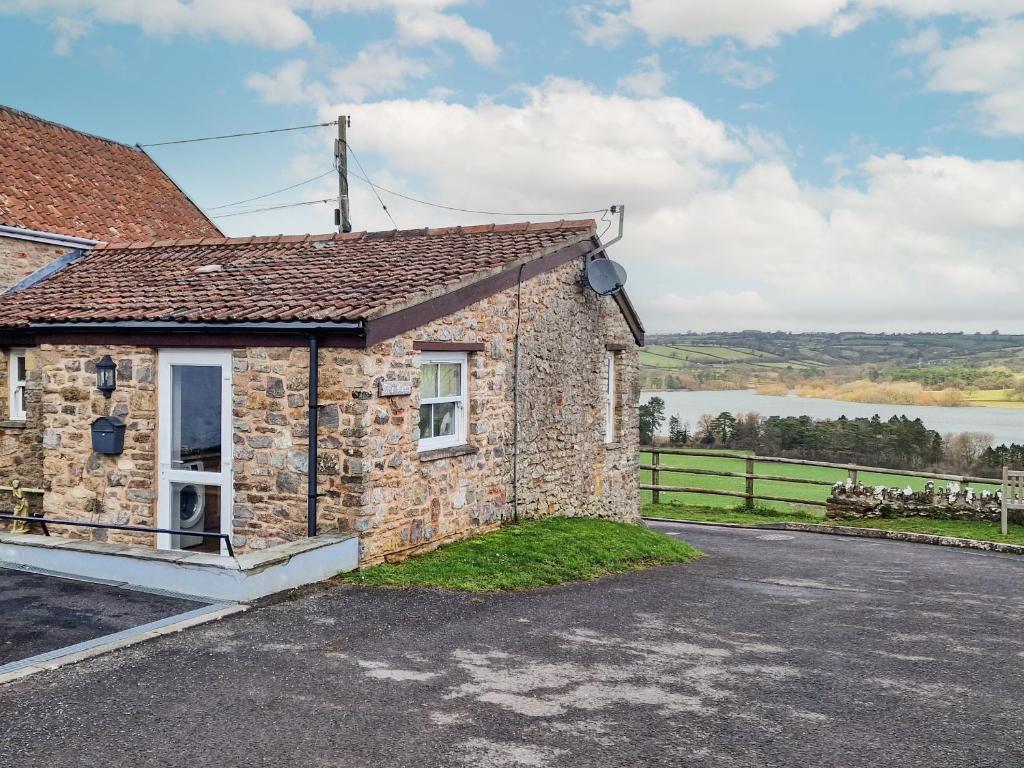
0, 235, 70, 292
35, 345, 158, 543
826, 481, 1019, 523
230, 346, 362, 550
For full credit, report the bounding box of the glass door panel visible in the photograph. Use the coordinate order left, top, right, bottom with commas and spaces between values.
158, 350, 233, 555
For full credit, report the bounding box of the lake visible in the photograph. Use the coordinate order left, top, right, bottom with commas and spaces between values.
643, 389, 1023, 446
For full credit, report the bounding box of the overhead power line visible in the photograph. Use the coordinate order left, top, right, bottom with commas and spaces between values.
211, 198, 334, 219
347, 143, 398, 230
349, 170, 608, 219
139, 120, 338, 148
206, 169, 336, 212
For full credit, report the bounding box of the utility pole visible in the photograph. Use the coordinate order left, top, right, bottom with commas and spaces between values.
334, 115, 352, 233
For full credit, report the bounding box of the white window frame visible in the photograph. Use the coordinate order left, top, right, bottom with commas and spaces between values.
605, 351, 617, 443
418, 351, 469, 452
8, 348, 27, 422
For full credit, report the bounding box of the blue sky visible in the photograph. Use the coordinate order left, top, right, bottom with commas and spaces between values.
2, 1, 1023, 333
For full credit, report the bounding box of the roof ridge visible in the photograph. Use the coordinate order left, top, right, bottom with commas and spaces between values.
96, 219, 597, 251
0, 103, 141, 152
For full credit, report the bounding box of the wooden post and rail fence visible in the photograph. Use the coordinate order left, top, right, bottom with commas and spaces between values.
641, 447, 999, 509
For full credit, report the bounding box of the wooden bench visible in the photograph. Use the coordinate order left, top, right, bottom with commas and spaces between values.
1002, 468, 1024, 535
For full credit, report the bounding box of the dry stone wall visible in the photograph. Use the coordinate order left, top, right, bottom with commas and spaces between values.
826, 481, 1017, 523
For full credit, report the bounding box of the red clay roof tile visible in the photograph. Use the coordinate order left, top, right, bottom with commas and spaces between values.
0, 105, 221, 241
0, 220, 596, 327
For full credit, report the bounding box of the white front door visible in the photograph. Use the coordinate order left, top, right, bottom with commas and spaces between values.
157, 349, 233, 555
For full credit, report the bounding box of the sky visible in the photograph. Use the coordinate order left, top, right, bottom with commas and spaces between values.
1, 1, 1023, 334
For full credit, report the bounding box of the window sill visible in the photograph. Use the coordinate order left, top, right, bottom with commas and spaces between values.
604, 441, 622, 450
0, 420, 28, 430
418, 444, 479, 462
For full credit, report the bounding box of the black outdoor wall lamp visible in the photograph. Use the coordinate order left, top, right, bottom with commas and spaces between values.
96, 355, 117, 398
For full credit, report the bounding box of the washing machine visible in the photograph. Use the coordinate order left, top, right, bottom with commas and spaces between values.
174, 461, 206, 549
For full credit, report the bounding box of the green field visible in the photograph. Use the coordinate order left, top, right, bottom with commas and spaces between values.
640, 332, 1024, 395
964, 389, 1024, 409
640, 450, 1001, 511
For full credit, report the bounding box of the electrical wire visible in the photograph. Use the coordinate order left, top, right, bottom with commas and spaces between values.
211, 198, 334, 219
349, 170, 608, 219
347, 143, 399, 230
139, 121, 338, 148
205, 169, 337, 211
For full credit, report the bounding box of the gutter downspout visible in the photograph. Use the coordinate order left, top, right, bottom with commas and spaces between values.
307, 333, 320, 537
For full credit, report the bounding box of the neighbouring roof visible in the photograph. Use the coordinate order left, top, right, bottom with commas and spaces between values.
0, 221, 607, 328
0, 105, 221, 241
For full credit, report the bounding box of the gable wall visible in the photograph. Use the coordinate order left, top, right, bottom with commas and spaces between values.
348, 257, 640, 565
0, 235, 69, 292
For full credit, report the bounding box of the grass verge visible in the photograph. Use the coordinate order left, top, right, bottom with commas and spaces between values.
345, 517, 701, 592
643, 502, 1024, 546
835, 517, 1024, 547
645, 502, 825, 525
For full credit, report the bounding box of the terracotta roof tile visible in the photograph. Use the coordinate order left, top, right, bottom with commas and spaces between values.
0, 105, 221, 241
0, 220, 596, 327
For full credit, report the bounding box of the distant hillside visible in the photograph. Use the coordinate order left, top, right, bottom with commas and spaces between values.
642, 332, 1024, 407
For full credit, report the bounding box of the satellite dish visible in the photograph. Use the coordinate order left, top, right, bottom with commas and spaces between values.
586, 257, 627, 296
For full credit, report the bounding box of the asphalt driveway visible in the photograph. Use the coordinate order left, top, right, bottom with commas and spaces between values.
0, 566, 202, 666
2, 523, 1023, 768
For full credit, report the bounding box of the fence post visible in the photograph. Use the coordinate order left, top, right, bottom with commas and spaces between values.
849, 468, 858, 486
652, 451, 661, 505
745, 456, 755, 509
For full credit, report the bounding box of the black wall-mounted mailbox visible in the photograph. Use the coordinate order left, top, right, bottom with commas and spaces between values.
91, 416, 126, 455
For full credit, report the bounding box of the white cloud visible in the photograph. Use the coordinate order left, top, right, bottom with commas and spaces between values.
911, 20, 1024, 135
616, 54, 669, 97
49, 14, 88, 55
246, 60, 327, 105
701, 43, 775, 89
248, 44, 431, 104
3, 0, 499, 61
394, 8, 499, 64
221, 77, 1024, 332
651, 291, 778, 331
5, 0, 315, 49
574, 0, 1024, 48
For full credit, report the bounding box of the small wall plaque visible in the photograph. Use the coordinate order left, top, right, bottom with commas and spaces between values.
352, 391, 373, 400
378, 380, 413, 397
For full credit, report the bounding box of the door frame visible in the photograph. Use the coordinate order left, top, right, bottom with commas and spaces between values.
156, 348, 234, 555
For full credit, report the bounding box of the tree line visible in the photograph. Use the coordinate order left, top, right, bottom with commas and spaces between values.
639, 397, 1023, 475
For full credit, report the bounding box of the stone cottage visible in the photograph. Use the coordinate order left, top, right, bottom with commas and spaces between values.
0, 104, 221, 517
0, 220, 643, 569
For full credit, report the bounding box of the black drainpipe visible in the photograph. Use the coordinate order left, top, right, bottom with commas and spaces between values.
307, 333, 320, 537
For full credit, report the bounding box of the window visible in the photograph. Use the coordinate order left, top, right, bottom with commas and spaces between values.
9, 349, 27, 421
418, 352, 468, 451
605, 351, 616, 443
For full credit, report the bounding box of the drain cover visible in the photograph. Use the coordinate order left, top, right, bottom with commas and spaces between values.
756, 534, 795, 541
